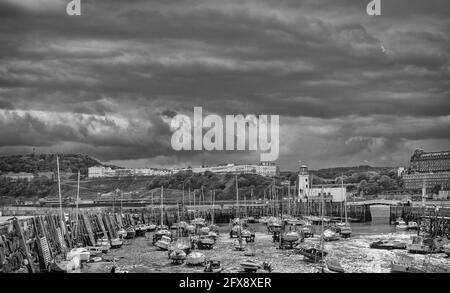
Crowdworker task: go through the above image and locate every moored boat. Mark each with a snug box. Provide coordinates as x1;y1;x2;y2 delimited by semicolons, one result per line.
297;246;328;262
169;249;187;264
407;221;419;230
96;236;111;253
186;252;206;266
204;259;223;273
396;220;408;231
110;237;123;249
155;235;171;251
125;227;136;239
390;254;425;273
323;229;340;242
282;231;300;242
67;248;90;262
240;259;261;272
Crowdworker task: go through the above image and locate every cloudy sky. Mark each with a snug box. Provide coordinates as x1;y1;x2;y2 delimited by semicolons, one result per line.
0;0;449;170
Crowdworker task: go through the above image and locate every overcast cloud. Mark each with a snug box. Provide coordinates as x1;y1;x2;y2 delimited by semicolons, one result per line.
0;0;449;170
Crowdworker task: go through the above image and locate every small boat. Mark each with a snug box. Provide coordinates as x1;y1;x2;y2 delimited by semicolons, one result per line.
338;224;352;238
407;222;419;230
197;236;214;249
323;229;340;242
282;231;300;242
207;231;219;242
204;259;223;273
86;246;103;257
300;225;314;238
96;237;111;253
240;259;261;272
135;224;147;237
125;227;136;239
297;246;328;262
169;249;187;264
186;252;206;266
199;226;210;235
390;254;425;273
374;240;407;250
155;229;172;238
326;259;345;273
443;243;450;256
155;235;171;251
185;224;195;234
267;222;282;233
407;236;432;254
396;220;408;230
67;248;90;262
146;223;157;232
117;228;128;239
110;238;123;249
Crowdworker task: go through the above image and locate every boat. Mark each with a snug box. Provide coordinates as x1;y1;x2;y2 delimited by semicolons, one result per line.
197;236;214;249
199;226;210;235
267;222;282;233
370;240;406;250
186;252;206;266
185;224;195;234
326;259;345;273
124;227;136;239
396;220;408;230
240;259;261;272
169;249;187;264
155;229;172;238
443;243;450;256
204;259;223;273
297;246;328;262
67;248;90;262
300;225;314;238
117;228;128;239
323;229;340;241
96;236;111;253
390;254;425;273
281;231;300;242
407;221;419;230
110;237;123;249
155;235;171;251
135;224;147;237
168;238;191;255
146;223;157;232
407;236;432;254
86;246;103;257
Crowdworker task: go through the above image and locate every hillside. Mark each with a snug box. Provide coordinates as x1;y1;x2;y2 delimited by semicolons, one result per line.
0;153;117;175
311;165;394;179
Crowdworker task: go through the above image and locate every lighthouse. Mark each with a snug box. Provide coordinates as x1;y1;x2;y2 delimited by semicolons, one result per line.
297;161;310;200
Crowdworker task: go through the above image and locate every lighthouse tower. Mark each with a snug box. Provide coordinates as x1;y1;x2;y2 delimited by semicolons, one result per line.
297;161;310;200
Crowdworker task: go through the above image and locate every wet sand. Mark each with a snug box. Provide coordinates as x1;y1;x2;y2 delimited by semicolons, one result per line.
81;225;450;273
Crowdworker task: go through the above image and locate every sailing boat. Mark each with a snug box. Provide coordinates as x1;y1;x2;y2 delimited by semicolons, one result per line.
336;175;352;238
109;190;123;249
155;187;172;250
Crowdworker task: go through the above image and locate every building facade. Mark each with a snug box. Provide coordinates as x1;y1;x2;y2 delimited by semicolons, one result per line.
403;149;450;191
0;172;35;182
410;148;450;173
88;166;172;178
188;162;279;177
402;171;450;190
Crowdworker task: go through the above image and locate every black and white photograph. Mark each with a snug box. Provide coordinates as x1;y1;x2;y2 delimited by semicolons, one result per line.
0;0;450;278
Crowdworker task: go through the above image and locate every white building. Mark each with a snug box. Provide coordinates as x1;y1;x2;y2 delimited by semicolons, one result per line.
88;166;114;178
297;162;346;202
189;162;278;177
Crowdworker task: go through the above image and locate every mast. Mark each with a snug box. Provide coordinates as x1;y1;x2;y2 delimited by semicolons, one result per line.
75;170;80;240
150;191;153;222
160;186;164;226
182;184;185;221
212;190;215;225
56;156;64;223
343;174;348;224
188;186;191;221
320;185;325;270
235;175;239;218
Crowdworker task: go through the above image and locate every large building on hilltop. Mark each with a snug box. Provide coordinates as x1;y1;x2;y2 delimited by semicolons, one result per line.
403;149;450;191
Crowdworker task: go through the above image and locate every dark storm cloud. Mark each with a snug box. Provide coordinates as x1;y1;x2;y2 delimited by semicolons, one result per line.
0;0;449;169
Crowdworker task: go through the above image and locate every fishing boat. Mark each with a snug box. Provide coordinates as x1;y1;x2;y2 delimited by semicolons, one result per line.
168;238;191;255
124;227;136;239
155;235;171;251
110;237;123;249
300;225;314;238
407;221;419;230
67;248;90;262
396;220;408;230
204;259;223;273
240;259;261;272
186;252;206;266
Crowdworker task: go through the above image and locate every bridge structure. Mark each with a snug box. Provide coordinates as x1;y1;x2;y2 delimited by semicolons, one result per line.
346;199;402;206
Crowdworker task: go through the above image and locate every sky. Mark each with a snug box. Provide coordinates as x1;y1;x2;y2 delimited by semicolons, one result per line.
0;0;449;171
